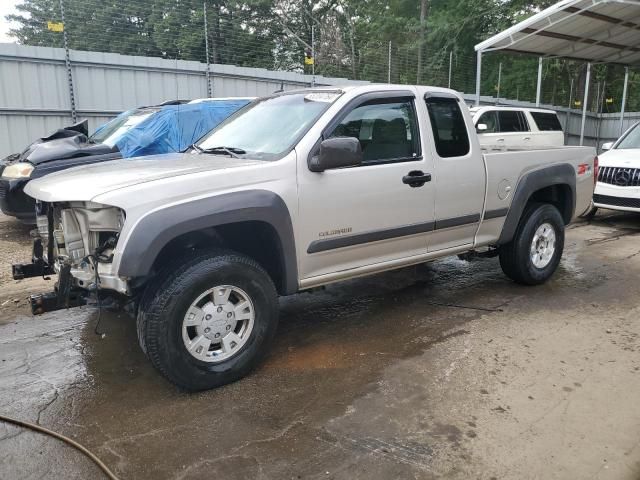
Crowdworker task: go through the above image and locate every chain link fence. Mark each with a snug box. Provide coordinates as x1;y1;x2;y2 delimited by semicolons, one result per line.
3;0;640;146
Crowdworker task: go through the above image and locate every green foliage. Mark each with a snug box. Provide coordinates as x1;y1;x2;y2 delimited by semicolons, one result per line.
6;0;630;110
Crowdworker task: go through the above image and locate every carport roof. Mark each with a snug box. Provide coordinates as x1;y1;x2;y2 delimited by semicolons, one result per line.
475;0;640;65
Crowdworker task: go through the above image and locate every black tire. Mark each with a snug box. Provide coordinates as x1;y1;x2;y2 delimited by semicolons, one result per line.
499;203;565;286
137;249;278;391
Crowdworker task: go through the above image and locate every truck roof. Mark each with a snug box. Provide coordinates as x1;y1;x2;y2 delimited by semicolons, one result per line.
469;105;558;115
274;83;462;98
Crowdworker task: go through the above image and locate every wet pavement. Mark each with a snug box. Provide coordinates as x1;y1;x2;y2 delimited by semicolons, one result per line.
0;211;639;479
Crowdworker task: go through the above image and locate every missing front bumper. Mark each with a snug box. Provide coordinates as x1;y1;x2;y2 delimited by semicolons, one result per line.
28;264;88;315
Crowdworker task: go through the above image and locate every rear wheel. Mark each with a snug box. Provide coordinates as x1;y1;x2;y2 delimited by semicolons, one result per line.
137;249;279;391
499;203;565;285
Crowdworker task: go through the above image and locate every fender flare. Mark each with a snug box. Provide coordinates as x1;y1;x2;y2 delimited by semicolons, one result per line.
117;190;299;295
498;163;576;245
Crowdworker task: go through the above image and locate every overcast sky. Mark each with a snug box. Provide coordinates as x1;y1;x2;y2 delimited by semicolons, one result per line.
0;0;19;43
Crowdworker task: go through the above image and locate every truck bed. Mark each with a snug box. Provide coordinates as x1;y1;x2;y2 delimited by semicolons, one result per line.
480;145;596;237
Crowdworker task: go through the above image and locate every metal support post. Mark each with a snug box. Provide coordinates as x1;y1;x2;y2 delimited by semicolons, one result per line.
203;2;212;97
475;51;482;106
536;56;543;107
388;41;392;83
496;62;502;104
580;63;591;146
448;51;453;89
59;0;76;123
311;25;315;87
620;66;629;136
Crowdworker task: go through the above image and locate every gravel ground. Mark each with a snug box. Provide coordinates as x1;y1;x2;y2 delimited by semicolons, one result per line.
0;213;49;322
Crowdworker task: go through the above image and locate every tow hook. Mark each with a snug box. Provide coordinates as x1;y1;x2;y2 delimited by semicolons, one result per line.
29;264;87;315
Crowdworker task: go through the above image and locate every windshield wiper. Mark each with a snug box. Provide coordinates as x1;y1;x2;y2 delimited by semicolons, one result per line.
191;145;246;158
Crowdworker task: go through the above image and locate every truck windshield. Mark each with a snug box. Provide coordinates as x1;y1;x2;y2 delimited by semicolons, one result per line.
616;123;640;149
196;91;342;160
90;108;157;147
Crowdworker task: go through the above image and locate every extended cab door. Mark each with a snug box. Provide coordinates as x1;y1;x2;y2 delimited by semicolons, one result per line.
423;94;486;252
297;91;435;282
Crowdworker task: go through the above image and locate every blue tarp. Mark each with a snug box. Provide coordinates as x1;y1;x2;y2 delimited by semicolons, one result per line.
110;100;251;158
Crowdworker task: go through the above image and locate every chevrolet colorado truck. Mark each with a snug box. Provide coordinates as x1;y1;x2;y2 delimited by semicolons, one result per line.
13;85;597;391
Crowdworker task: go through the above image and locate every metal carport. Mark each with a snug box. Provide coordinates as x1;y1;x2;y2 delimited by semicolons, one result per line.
475;0;640;144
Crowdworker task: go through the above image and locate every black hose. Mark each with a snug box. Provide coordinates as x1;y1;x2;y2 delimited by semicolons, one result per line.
0;414;120;480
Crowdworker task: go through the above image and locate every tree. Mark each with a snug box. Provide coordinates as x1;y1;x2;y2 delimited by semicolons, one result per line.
6;0;630;111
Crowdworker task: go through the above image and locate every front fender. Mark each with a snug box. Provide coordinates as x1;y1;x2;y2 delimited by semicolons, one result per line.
117;189;298;295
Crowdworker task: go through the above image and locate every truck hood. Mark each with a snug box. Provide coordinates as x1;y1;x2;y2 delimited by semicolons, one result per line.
21;136;115;165
599;149;640;168
25;153;265;203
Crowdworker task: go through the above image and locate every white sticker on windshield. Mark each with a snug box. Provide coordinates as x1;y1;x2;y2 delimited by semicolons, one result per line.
304;92;341;103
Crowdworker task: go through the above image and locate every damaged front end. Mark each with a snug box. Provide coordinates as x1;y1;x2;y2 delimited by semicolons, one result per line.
13;201;127;315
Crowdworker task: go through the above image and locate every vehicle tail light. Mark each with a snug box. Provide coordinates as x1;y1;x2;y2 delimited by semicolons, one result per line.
594;156;599;186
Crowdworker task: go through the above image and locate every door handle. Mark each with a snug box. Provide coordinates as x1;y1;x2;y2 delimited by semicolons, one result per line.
497;138;505;142
402;170;432;188
523;137;531;141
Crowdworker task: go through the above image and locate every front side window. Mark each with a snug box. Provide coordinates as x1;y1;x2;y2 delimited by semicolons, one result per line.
328;98;420;163
615;123;640;149
425;97;470;158
531;112;562;131
198;91;341;160
477;111;498;133
498;111;528;132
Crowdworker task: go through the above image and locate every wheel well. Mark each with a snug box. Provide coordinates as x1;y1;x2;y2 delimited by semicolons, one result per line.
528;184;573;224
148;222;287;294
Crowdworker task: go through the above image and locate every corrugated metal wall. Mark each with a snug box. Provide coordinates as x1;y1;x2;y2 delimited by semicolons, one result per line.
1;42;636;158
0;43;366;158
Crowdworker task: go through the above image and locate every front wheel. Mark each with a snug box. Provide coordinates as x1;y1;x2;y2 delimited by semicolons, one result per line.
138;249;279;391
499;203;565;285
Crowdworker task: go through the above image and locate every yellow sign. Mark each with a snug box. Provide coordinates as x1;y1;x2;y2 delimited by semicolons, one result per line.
304;56;314;65
606;97;614;104
574;100;582;107
47;21;64;32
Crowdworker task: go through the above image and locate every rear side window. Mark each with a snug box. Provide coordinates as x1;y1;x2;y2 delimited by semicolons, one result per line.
425;97;470;158
530;112;563;131
498;111;529;132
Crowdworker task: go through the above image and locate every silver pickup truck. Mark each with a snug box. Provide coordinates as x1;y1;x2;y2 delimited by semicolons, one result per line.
13;85;597;391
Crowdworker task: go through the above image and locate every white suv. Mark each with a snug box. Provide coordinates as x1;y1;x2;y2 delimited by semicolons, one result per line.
470;106;565;148
593;122;640;213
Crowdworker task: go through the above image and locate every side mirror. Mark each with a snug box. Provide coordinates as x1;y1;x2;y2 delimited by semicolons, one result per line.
309;137;363;173
601;142;614;151
476;123;488;133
